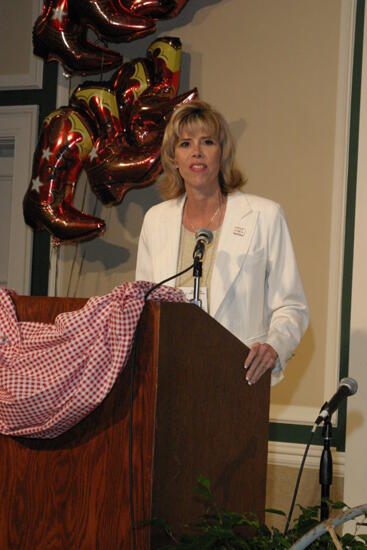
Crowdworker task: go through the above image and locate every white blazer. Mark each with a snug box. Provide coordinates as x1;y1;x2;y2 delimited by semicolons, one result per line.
136;191;309;383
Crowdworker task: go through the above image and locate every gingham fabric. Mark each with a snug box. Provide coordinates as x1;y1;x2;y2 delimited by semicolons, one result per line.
0;282;185;439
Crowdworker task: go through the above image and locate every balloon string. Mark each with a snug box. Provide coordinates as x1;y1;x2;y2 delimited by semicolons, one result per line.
73;202;110;298
94;37;109;81
54;244;60;297
91;195;98;217
80;177;88;212
67;178;87;297
71;187;101;297
73;248;86;298
50;238;61;297
66;243;79;298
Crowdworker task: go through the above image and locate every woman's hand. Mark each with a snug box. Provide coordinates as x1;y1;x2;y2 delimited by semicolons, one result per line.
244;343;278;385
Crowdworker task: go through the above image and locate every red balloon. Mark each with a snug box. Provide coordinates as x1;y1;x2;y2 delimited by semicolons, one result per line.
24;36;197;242
85;88;197;205
112;58;153;145
23;108;106;243
33;0;123;75
146;36;182;96
118;0;176;18
67;0;156;43
70;82;124;141
164;0;189;18
33;0;192;75
119;0;189;19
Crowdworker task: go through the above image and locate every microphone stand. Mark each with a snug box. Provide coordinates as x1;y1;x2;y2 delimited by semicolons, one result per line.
190;256;202;308
319;418;333;521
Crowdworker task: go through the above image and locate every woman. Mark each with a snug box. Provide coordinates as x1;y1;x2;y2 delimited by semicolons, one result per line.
136;99;309;385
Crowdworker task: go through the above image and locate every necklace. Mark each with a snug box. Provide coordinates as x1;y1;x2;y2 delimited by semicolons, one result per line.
184;194;223;232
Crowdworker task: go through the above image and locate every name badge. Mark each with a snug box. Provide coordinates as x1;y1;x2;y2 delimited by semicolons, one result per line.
233;225;246;237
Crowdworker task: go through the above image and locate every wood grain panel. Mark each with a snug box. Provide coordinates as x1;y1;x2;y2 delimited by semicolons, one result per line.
1;297;270;549
150;302;270;547
1;295;158;549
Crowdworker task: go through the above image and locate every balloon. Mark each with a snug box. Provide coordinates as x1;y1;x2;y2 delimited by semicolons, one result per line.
67;0;156;43
113;36;182;145
23;108;106;243
85;89;197;205
33;0;193;75
146;36;182;96
84;36;196;205
118;0;176;18
33;0;123;76
163;0;190;18
119;0;189;19
33;0;192;75
24;37;197;242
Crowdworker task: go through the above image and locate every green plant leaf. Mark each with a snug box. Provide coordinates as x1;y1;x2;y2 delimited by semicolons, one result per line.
197;474;211;490
153;477;366;549
329;500;349;510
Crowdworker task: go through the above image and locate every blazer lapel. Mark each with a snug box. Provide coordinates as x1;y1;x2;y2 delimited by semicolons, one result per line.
210;192;259;316
155;195;186;286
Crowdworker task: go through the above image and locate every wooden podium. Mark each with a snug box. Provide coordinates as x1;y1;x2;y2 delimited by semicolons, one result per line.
0;296;271;549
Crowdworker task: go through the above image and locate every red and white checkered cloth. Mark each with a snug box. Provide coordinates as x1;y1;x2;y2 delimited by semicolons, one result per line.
0;282;185;439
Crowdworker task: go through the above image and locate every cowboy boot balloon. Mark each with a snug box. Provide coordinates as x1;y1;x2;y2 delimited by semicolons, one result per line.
24;36;197;239
119;0;175;18
85;37;197;205
74;36;184;205
123;37;183;151
163;0;190;18
146;36;182;97
70;82;124;143
83;36;176;203
113;36;181;147
33;0;122;75
67;0;155;43
112;57;153;145
119;0;189;19
85;37;197;204
85;88;197;205
23;108;105;242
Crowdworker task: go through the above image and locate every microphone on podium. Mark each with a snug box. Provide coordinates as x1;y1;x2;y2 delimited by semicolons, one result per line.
190;228;213;308
193;228;213;260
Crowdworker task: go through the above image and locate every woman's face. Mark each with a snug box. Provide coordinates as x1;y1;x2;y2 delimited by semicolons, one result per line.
174;123;221;195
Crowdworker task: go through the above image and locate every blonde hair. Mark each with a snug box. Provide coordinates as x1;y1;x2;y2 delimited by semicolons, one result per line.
158;99;246;199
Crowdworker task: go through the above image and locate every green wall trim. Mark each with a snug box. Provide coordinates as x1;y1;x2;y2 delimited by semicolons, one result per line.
334;0;364;453
269;410;346;451
30;62;59;295
28;62;59;295
339;1;365;380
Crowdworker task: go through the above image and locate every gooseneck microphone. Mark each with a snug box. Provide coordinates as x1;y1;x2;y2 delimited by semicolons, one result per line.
193;228;213;260
315;377;358;425
190;228;213;308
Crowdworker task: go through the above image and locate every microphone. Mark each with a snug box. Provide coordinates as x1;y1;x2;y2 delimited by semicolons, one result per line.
193;228;213;260
315;377;358;425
